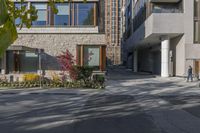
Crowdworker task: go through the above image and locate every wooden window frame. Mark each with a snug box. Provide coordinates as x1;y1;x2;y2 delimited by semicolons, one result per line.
76;45;106;71
72;2;97;26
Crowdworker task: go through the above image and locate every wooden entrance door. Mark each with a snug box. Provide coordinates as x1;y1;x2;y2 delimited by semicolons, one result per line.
195;61;200;78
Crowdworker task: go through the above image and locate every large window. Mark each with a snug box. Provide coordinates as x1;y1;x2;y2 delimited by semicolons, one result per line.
54;3;70;26
77;45;106;71
84;46;100;67
32;3;48;26
74;3;95;26
29;2;97;27
194;0;200;43
6;51;38;73
14;3;28;26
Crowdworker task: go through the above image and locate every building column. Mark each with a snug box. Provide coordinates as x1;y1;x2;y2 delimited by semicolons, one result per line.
161;37;170;77
1;53;6;74
133;50;138;72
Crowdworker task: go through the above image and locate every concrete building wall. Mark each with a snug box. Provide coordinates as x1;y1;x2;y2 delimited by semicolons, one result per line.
184;0;200;75
126;13;184;50
171;36;185;76
184;0;194;44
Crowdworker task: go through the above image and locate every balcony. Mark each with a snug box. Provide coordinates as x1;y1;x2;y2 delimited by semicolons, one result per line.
148;13;184;35
126;13;184;50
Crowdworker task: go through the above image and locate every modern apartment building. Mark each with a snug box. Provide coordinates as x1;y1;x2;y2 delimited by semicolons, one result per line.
120;0;127;65
123;0;200;77
105;0;122;65
0;0;106;78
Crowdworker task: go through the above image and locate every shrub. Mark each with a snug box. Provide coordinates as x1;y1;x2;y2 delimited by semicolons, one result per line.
23;74;40;81
57;49;77;80
92;74;105;89
51;72;61;83
93;74;105;84
74;65;94;83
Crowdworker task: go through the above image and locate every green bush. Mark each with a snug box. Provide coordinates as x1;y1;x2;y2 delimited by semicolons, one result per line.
93;75;105;84
0;72;105;89
73;65;93;83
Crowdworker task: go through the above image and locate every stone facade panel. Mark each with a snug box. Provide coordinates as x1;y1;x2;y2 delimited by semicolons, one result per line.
13;34;105;56
12;33;105;73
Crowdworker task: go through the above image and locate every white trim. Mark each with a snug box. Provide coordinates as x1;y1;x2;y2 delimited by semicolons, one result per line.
17;27;99;34
13;0;99;2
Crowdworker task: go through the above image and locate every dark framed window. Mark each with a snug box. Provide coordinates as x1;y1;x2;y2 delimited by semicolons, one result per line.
77;45;106;71
6;51;39;73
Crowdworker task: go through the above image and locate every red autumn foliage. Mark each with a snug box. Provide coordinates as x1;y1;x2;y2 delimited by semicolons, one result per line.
57;49;78;80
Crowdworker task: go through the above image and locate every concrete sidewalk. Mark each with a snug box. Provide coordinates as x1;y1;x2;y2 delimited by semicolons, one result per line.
106;67;200;96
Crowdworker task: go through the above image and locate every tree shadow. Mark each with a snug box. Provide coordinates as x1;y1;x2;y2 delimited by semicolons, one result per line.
0;93;167;133
0;67;200;133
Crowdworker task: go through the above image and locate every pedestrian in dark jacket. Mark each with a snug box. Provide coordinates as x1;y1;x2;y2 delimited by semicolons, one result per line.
187;66;193;82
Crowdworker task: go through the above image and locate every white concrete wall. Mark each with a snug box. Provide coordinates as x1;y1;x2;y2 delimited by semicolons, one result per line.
152;14;184;34
171;36;185;76
184;0;200;75
126;13;184;50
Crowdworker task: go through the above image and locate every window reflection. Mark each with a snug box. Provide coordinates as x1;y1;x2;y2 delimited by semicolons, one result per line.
84;46;100;67
77;45;106;71
7;51;38;73
26;2;96;27
54;3;69;26
74;3;95;25
32;3;48;26
14;3;28;26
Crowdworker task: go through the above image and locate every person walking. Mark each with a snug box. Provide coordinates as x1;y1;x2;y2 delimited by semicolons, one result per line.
187;66;193;82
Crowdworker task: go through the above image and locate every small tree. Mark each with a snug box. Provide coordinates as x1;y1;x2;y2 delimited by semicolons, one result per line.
75;66;93;85
57;49;78;80
57;49;94;85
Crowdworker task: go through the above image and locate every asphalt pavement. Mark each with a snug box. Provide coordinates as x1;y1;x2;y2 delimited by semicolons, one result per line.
0;67;200;133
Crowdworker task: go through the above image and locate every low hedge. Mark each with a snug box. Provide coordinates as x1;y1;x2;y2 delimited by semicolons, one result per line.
0;79;105;89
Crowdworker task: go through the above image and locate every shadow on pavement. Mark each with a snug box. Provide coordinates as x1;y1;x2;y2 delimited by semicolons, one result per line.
0;94;164;133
